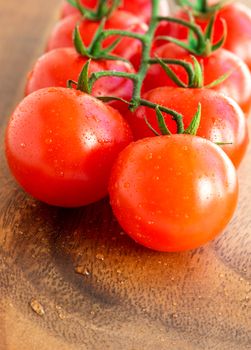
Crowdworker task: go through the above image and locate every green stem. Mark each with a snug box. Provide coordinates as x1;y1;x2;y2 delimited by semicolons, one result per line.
77;0;188;134
140;99;185;134
88;71;137;91
197;0;208;12
131;0;159;109
148;58;195;87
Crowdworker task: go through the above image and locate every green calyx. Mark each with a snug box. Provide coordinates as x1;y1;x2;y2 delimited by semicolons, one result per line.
150;56;232;89
67;0;121;21
73;20;129;62
144;103;202;136
157;13;227;57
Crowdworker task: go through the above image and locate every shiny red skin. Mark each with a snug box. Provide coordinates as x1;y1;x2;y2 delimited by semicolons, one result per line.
60;0;169;23
155;3;251;70
5;88;133;207
144;43;251;116
46;11;148;64
126;87;249;168
25;47;134;115
109;135;238;252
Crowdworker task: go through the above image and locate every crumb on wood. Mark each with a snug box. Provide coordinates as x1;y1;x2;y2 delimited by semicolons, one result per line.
30;299;45;316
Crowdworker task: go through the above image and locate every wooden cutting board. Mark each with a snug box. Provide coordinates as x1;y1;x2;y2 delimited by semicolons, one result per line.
0;1;250;349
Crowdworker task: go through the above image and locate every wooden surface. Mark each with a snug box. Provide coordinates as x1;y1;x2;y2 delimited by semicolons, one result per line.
0;1;251;349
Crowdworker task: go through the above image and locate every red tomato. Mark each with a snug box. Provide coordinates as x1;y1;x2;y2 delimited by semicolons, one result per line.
5;88;132;207
126;87;249;167
109;134;238;252
155;3;251;70
144;43;251;115
25;47;134;115
46;11;148;64
60;0;169;23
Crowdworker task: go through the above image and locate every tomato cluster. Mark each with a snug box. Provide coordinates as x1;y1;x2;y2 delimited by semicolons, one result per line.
5;0;251;252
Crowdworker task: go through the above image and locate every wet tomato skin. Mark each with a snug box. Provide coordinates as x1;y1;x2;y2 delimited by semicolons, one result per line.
109;135;238;252
155;3;251;70
25;47;134;115
144;44;251;116
46;11;148;64
126;87;249;168
5;88;133;208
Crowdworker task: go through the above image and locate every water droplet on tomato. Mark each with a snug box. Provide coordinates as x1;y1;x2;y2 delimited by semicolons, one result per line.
145;152;153;160
20;143;26;148
134;215;142;221
45;138;53;144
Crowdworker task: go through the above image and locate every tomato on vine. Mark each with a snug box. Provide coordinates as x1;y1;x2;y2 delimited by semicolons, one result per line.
156;2;251;71
5;88;132;207
25;47;134;115
46;10;148;64
109;135;238;252
145;36;251;115
126;86;249;168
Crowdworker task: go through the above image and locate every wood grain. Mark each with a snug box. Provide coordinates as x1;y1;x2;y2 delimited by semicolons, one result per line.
0;1;251;349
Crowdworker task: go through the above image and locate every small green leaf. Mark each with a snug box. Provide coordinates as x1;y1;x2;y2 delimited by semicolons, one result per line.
88;18;107;54
191;56;203;88
73;26;89;56
212;19;227;52
156;106;172;136
98;96;131;105
184;103;201;135
204;69;233;89
77;59;91;93
75;0;98;18
204;14;215;42
187;11;199;51
99;37;122;56
156;57;188;88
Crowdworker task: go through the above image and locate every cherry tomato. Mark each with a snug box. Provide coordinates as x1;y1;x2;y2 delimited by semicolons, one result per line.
46;11;148;64
126;87;249;167
109;134;238;252
5;88;132;207
60;0;169;23
155;3;251;70
25;47;134;115
144;43;251;115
